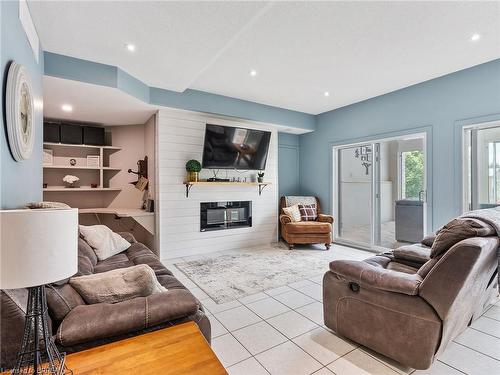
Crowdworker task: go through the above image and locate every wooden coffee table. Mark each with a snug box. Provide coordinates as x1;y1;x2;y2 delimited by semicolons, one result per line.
63;322;226;374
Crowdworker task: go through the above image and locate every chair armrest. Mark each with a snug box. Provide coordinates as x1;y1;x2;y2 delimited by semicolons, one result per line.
329;260;422;295
317;214;334;224
56;289;199;347
280;214;292;225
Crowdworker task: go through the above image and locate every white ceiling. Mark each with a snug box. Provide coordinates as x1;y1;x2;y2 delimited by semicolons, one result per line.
30;1;500;115
43;76;156;125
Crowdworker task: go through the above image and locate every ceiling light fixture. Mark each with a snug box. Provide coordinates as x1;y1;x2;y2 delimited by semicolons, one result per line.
125;43;136;52
470;33;481;42
250;69;257;77
324;91;330;97
34;99;43;110
61;104;73;112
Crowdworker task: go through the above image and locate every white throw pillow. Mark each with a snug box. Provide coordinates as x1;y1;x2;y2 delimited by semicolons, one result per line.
79;225;131;261
283;204;302;222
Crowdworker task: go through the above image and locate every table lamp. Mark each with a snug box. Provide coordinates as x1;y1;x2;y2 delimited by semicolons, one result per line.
0;208;78;375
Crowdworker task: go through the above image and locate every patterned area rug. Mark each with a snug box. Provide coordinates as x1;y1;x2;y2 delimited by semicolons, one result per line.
174;243;337;303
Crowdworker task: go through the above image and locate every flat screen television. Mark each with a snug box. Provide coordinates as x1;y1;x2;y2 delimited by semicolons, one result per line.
202;124;271;170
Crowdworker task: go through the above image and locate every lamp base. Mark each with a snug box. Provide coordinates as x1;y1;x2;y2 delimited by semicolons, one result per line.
13;286;70;375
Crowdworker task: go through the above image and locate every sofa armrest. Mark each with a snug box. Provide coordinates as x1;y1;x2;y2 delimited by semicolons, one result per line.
56;289;199;347
317;214;334;224
280;214;292;225
329;260;422;295
393;244;431;265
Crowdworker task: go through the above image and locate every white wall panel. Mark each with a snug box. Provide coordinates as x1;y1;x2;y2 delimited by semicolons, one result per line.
157;109;279;260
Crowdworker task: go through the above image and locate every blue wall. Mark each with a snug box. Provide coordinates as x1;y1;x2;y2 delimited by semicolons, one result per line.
278;133;300;198
1;0;44;209
44;52;316;132
300;59;500;230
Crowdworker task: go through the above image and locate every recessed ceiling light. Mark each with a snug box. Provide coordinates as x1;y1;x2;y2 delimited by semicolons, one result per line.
470;33;481;42
61;104;73;112
250;69;257;77
324;91;330;97
125;43;136;52
34;99;43;110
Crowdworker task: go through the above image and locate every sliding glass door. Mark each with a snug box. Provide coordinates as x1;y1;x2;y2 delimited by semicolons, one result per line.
335;144;374;246
333;134;427;250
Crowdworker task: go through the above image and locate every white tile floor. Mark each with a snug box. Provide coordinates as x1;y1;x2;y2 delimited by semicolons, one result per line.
166;244;500;375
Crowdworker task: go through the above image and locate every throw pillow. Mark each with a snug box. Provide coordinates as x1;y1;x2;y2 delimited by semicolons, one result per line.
70;264;167;304
421;234;436;247
26;201;70;209
298;204;318;221
79;225;131;261
283;204;302;222
430;218;489;258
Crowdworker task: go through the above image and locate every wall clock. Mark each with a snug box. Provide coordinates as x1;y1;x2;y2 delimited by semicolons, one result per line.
5;62;35;161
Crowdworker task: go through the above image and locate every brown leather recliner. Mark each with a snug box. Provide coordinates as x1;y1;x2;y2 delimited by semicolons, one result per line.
0;232;210;369
323;221;499;370
280;196;334;250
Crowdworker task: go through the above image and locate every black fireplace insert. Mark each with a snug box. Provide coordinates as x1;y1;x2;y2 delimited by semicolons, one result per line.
200;201;252;232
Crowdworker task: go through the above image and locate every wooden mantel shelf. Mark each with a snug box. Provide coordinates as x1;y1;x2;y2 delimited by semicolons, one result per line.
183;181;271;197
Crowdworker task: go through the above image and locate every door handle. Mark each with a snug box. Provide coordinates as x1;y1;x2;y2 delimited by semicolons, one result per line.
419;190;426;202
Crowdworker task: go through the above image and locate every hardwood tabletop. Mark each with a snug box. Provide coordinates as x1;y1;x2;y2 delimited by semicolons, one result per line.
62;322;227;375
66;322;227;375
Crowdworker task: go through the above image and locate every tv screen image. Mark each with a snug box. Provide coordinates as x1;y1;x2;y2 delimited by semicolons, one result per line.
202;124;271;170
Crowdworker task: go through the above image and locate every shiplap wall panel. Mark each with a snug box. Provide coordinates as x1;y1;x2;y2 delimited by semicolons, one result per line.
157;110;279;260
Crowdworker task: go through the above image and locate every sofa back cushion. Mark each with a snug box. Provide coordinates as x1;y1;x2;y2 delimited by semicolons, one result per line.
46;284;86;323
77;237;97;276
430;218;494;258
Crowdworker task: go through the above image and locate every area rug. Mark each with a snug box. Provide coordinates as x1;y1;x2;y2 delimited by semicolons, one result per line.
174;243;336;303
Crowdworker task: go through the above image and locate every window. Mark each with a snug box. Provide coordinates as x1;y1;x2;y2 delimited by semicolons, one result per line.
400;150;424;200
462;123;500;211
487;141;500;204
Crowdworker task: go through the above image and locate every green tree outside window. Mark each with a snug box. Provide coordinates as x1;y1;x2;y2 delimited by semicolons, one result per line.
402;151;424;199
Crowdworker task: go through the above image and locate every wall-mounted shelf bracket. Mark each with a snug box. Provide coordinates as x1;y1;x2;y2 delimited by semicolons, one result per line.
258;183;269;195
185;183;194;198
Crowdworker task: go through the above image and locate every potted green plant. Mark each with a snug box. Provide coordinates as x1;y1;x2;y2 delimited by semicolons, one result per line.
257;171;265;183
185;160;202;182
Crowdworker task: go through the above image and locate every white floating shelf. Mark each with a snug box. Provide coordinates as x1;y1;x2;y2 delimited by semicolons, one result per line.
43;187;122;192
43;165;101;170
43;142;122;151
102;167;122;171
183;181;271;197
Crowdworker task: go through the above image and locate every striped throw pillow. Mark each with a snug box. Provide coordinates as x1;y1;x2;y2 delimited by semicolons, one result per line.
298;204;317;221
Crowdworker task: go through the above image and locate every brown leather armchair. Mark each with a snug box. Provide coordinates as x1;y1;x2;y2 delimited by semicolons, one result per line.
323;223;499;369
280;196;334;250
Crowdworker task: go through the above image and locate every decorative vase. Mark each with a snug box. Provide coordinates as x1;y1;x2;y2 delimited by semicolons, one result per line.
65;182;76;188
187;171;199;182
258;177;263;183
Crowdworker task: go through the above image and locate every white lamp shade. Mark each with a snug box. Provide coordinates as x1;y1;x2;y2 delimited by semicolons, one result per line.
0;208;78;289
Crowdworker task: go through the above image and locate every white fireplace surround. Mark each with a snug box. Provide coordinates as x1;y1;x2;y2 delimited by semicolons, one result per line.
157;109;279;261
